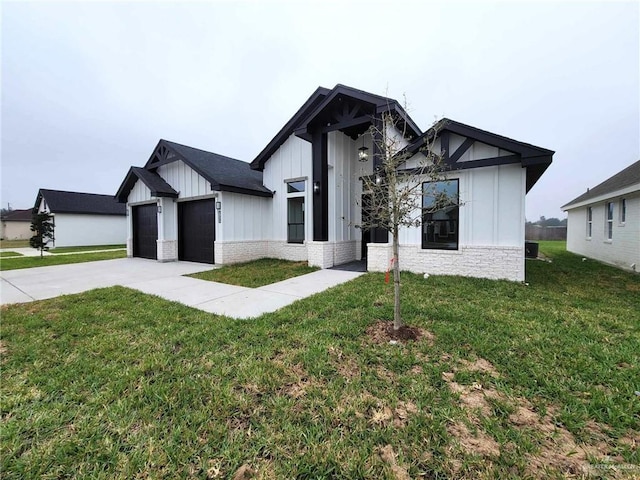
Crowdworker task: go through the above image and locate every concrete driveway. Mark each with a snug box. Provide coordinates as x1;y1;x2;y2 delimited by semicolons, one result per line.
1;258;363;318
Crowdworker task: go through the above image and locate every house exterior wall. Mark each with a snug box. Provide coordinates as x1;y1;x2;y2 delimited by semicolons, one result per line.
1;221;31;240
370;163;527;281
260;134;314;261
214;191;272;264
51;213;127;247
566;192;640;272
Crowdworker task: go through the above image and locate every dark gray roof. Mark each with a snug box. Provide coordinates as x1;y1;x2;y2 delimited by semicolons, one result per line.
36;189;126;215
156;140;272;197
115;167;178;203
1;208;32;222
563;159;640;209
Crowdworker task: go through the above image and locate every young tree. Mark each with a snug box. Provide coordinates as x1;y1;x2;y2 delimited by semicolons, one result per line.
30;211;55;258
359;111;458;331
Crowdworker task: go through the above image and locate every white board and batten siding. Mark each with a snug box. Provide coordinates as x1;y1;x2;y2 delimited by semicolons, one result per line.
396;163;526;247
158;161;211;199
262;134;313;243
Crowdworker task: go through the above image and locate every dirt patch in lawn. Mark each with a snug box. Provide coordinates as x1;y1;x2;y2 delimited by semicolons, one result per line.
442;355;631;478
365;320;434;345
377;444;410;480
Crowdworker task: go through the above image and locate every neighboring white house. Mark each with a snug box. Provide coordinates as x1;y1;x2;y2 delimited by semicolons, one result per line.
562;160;640;272
116;84;554;281
1;209;32;240
35;189;127;247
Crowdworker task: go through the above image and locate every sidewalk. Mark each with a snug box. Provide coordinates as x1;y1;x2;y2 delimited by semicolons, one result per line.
0;247;125;258
1;258;364;319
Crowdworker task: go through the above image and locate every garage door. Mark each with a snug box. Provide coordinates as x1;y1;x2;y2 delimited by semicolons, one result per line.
179;199;215;264
133;204;158;260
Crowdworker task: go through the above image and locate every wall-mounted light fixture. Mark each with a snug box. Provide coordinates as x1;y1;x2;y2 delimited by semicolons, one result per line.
313;181;320;193
216;201;222;223
157;205;162;214
358;136;369;162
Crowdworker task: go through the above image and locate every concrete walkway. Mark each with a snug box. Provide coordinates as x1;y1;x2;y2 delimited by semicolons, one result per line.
1;258;363;319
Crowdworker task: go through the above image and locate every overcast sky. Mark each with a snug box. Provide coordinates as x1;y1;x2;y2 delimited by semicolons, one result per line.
2;1;638;221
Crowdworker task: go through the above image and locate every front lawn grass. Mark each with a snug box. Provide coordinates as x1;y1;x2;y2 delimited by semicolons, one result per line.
1;243;638;479
49;244;126;254
0;251;22;258
0;250;126;271
188;257;320;288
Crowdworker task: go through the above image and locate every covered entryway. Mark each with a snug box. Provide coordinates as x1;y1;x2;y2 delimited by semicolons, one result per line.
132;204;158;260
179;199;215;264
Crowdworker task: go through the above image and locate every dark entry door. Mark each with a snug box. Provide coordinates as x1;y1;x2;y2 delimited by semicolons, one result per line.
179;199;215;264
133;204;158;260
361;194;372;259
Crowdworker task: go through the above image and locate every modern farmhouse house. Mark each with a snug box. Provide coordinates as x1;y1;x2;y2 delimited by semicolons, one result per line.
35;189;127;247
562;160;639;272
116;84;554;281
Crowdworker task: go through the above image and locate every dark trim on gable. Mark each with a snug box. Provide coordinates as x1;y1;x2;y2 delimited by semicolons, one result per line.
115;167;179;203
251;87;331;171
448;138;475;163
404;118;554;192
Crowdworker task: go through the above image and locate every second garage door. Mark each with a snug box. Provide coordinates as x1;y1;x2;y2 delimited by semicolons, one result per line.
133;204;158;260
179;199;215;264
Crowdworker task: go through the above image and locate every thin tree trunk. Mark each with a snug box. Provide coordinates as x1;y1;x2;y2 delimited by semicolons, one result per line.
392;226;402;330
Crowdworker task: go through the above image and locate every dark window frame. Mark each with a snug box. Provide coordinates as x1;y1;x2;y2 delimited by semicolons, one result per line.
286;180;305;244
587;207;593;238
422;179;459;251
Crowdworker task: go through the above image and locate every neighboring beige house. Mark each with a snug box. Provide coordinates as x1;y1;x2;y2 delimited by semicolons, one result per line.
562;160;640;272
0;209;32;240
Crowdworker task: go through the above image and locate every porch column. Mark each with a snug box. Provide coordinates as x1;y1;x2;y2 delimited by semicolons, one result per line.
312;131;328;241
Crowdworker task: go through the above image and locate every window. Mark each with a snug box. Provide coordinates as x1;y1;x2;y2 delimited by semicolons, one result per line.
620;198;626;224
422;180;459;250
606;202;613;240
286;180;305;243
587;207;592;238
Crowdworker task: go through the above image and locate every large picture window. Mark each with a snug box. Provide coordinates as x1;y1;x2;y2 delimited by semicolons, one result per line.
422;180;459;250
286;180;305;244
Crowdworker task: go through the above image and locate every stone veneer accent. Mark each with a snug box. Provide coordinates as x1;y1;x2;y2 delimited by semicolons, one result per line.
307;241;335;268
157;240;177;262
367;243;524;282
215;240;357;268
215;241;307;265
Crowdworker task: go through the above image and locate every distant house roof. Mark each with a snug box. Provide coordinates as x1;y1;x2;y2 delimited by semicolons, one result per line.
1;208;32;222
562;159;640;210
404;119;555;193
250;84;422;171
35;189;126;216
115;167;178;203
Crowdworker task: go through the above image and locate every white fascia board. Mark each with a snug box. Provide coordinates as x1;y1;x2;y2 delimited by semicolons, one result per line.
562;183;640;211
